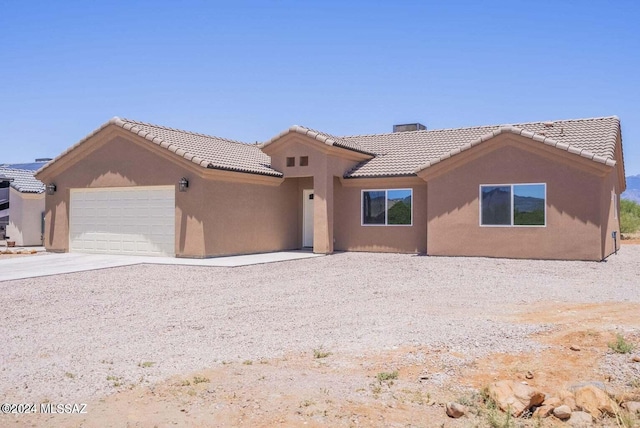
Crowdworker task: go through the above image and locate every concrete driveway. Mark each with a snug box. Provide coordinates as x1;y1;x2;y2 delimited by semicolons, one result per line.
0;251;324;282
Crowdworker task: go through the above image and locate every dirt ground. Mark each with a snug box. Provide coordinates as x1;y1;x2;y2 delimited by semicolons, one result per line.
6;303;638;427
2;247;639;427
622;232;640;245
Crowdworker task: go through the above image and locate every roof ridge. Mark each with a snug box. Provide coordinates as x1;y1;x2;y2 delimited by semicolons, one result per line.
293;124;344;141
119;118;253;147
511;115;619;127
340;124;498;139
339;116;619;139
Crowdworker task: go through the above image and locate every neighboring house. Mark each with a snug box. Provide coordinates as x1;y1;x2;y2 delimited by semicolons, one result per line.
0;165;46;246
35;116;625;261
0;173;12;240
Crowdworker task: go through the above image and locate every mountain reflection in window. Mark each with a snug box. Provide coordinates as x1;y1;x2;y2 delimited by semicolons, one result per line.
387;189;412;225
513;184;545;225
481;186;511;225
481;184;546;226
363;191;385;224
363;189;412;225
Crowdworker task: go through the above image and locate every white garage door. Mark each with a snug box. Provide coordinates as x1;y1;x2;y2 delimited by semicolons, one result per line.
70;186;175;256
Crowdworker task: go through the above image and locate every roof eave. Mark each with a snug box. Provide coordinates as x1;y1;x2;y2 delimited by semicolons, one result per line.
261;125;376;157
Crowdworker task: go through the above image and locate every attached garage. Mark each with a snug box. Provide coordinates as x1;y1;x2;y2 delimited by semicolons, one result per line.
69;186;175;256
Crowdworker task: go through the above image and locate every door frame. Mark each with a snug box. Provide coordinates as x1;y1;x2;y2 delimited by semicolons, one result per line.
302;189;314;248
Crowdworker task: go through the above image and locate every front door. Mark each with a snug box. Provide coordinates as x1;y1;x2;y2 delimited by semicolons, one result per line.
302;189;314;248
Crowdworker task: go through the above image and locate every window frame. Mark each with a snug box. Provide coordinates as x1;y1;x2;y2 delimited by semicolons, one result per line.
479;183;547;228
361;188;413;227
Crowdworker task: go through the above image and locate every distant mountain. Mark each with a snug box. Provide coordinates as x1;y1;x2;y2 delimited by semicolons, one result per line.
514;195;544;213
622;175;640;203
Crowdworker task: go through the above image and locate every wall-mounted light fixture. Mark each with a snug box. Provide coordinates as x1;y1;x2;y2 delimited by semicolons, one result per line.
46;183;57;195
178;177;189;192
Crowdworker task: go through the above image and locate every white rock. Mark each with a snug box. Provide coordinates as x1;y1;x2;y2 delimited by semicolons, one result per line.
445;402;466;418
553;404;572;420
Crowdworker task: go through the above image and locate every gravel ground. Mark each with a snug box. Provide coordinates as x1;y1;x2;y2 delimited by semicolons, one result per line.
1;247;639;403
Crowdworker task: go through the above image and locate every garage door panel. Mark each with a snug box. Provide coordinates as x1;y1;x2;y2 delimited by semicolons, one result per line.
70;186;175;257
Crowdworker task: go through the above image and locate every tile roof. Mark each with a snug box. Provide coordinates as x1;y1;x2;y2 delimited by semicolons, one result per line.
37;115;621;181
341;116;620;178
262;125;375;156
38;117;282;177
0;167;45;193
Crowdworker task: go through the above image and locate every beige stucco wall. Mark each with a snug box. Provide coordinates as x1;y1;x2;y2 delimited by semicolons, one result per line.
7;188;44;246
600;165;622;259
425;139;606;261
41;131;299;257
264;134;367;254
40;124;622;261
334;178;428;253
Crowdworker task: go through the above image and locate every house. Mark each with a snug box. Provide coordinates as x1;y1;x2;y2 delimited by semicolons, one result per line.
0;165;46;246
35;116;625;261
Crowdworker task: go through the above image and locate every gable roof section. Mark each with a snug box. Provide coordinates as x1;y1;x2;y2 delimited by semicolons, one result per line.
36;115;621;181
0;167;45;193
38;117;282;178
262;125;376;156
342;116;620;178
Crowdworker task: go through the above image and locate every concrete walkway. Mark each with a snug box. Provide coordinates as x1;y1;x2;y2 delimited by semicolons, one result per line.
0;251;324;282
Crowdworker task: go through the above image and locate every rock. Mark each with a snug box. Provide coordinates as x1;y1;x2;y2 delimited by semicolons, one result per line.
569;381;607;392
553;404;572;420
567;411;593;427
487;380;545;417
622;401;640;414
445;402;466;418
632;355;640;363
574;385;615;418
525;371;534;379
570;344;581;351
532;404;554;418
558;389;577;410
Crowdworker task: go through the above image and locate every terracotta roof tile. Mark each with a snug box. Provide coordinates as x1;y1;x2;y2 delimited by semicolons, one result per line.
38;117;282;177
342;116;620;177
113;118;282;176
261;125;375;155
38;116;621;181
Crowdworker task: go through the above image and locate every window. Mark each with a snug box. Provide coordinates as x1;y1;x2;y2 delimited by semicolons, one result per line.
300;156;309;166
480;184;546;226
286;157;295;167
362;189;412;226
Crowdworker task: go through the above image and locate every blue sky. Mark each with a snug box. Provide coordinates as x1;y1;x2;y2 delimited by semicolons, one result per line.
1;0;639;175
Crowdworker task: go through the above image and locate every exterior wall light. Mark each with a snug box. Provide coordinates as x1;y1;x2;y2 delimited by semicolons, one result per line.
178;177;189;192
46;183;57;195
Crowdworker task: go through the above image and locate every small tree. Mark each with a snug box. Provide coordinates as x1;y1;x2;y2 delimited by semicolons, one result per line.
620;199;640;234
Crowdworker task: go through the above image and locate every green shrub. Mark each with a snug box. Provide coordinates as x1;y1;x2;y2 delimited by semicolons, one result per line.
608;333;635;354
621;199;640;234
376;371;398;382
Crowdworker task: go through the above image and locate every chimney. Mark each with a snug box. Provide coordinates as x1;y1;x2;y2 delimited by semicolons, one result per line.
393;123;426;133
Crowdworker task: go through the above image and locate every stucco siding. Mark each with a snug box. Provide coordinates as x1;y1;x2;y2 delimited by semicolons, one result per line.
426;144;604;260
600;165;621;259
43;135;298;257
334;180;428;253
